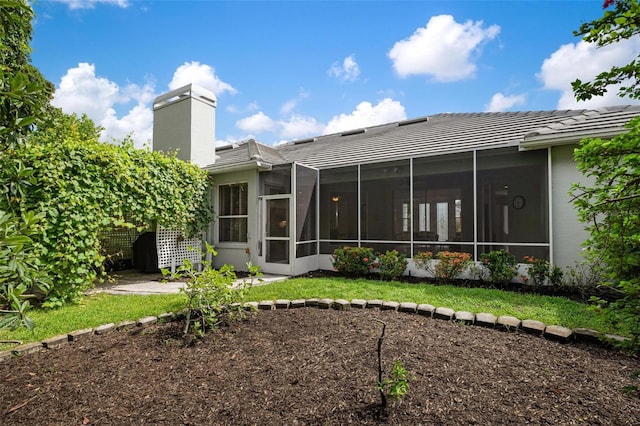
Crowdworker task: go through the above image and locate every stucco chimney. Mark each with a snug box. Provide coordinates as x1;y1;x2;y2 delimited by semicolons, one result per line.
152;84;216;167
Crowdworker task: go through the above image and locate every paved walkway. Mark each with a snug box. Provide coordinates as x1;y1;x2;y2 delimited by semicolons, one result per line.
89;269;289;295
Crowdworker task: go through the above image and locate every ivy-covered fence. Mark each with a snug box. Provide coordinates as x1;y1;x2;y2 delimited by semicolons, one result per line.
2;115;213;307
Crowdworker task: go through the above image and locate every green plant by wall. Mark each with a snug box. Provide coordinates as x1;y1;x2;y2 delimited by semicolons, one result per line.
522;256;564;286
434;251;471;281
331;246;376;277
480;249;518;284
412;251;433;275
377;250;408;281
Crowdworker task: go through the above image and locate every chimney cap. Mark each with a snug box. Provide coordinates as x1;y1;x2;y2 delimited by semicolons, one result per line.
153;83;217;110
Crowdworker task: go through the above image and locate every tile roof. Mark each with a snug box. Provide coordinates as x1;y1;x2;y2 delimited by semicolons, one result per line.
209;106;640;171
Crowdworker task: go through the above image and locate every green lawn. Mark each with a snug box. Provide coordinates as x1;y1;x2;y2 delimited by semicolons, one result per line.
245;277;618;334
0;293;186;350
0;277;623;349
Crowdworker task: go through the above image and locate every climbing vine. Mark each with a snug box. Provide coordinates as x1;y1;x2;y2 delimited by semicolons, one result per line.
1;113;213;307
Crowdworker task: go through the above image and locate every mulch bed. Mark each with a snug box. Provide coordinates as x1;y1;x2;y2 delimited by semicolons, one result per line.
1;308;639;425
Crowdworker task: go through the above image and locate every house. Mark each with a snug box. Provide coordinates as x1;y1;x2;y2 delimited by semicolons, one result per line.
152;84;640;276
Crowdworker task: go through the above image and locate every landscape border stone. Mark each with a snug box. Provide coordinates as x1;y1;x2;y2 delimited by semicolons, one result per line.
137;316;158;327
454;311;475;325
275;299;291;309
399;302;417;313
381;301;400;311
475;313;497;328
291;299;306;308
350;299;367;309
497;316;521;332
434;307;454;320
334;299;351;310
42;334;70;350
417;304;435;317
0;300;632;364
521;319;547;336
317;298;334;309
68;328;93;342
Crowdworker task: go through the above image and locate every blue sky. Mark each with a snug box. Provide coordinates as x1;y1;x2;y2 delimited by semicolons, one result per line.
31;0;640;148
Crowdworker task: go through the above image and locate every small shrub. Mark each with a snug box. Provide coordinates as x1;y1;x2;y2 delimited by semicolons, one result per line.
378;360;410;401
522;256;564;286
377;250;408;281
412;251;433;275
480;249;518;284
434;251;471;281
164;243;261;337
331;246;376;277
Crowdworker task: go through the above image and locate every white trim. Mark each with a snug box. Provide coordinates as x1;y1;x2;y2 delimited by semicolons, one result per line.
547;147;554;265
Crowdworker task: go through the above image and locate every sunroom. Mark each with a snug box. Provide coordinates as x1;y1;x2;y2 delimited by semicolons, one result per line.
151;84;640;277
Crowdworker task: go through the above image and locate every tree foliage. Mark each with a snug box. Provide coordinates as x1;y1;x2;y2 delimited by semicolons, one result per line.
570;118;640;350
0;0;54;147
0;1;55;326
572;0;640;101
570;0;640;352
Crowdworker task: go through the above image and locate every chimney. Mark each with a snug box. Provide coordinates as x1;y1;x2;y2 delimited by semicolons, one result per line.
152;84;216;167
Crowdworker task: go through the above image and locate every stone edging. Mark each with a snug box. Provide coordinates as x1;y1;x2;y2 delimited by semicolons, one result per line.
0;300;629;363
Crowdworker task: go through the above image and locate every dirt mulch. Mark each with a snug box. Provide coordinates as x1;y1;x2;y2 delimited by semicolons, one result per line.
1;308;639;425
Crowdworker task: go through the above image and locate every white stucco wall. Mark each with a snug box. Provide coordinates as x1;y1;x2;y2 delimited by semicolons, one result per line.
550;145;592;268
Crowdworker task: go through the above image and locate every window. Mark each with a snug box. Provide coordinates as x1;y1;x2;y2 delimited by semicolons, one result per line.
218;183;248;242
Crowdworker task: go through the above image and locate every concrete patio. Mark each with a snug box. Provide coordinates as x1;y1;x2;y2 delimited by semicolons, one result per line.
89;269;289;295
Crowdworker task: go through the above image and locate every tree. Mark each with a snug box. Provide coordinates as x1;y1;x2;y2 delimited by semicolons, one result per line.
570;120;640;350
572;0;640;101
571;0;640;352
0;1;54;328
0;0;55;148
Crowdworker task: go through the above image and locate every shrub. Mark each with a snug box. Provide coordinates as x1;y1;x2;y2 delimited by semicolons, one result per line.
522;256;564;286
412;251;433;275
377;250;408;281
164;243;261;337
434;251;471;281
480;249;518;284
331;246;376;277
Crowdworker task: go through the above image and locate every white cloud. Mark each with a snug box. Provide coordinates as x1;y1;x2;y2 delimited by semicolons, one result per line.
538;38;640;109
485;93;526;112
236;112;276;134
324;98;407;134
101;103;153;145
280;115;324;139
280;88;309;115
328;55;361;82
52;63;153;148
388;14;500;82
169;61;237;96
52;0;129;9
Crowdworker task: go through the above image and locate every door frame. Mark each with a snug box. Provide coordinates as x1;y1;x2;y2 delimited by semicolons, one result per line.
258;194;293;275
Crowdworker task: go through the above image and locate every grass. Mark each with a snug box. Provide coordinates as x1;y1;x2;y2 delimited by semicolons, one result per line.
0;293;186;349
0;276;625;349
245;277;620;335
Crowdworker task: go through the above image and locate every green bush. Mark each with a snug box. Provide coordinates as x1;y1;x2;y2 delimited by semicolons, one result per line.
331;246;376;277
412;251;433;275
377;250;408;281
522;256;564;286
480;249;518;284
164;243;260;337
434;251;471;281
